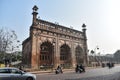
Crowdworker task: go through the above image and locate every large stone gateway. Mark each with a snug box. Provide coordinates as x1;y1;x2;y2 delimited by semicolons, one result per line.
22;5;88;69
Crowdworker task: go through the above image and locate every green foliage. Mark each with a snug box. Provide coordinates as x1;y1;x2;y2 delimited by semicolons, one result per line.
0;52;22;64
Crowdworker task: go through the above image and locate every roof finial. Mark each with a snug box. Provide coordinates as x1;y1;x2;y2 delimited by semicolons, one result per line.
82;23;86;29
32;5;38;12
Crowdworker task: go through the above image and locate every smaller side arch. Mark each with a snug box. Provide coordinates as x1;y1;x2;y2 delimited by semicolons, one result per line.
60;43;72;68
75;45;84;64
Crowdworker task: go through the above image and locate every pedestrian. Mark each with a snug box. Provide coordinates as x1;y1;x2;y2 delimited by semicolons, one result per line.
19;65;23;70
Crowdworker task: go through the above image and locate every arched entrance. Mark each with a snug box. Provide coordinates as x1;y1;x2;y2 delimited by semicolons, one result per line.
60;44;71;68
75;45;84;64
40;41;54;66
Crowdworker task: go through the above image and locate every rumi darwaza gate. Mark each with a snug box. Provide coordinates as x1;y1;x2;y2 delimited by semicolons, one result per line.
22;5;88;69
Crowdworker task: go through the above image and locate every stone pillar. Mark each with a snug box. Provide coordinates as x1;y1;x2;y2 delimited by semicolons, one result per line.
31;32;38;69
71;41;76;68
55;35;60;67
31;30;40;69
53;36;58;68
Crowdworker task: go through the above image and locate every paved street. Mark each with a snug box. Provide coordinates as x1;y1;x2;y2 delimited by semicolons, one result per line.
36;66;120;80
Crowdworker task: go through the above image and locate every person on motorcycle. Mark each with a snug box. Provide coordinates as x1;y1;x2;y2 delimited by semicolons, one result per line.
56;65;63;74
75;64;85;73
79;64;85;72
75;64;80;73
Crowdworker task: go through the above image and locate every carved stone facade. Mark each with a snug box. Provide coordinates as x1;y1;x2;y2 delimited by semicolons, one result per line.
22;5;88;69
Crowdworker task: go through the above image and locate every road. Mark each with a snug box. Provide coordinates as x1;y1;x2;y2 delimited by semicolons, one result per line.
36;66;120;80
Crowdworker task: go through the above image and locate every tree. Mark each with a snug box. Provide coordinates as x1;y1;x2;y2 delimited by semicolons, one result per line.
0;28;17;52
0;28;18;66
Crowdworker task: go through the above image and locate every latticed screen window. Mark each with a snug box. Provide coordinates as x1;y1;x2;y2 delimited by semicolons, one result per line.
40;42;52;61
41;46;49;52
60;55;66;60
40;46;49;60
60;47;68;60
40;54;51;61
75;46;83;64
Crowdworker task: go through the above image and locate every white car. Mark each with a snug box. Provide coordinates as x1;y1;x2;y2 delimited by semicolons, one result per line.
0;67;36;80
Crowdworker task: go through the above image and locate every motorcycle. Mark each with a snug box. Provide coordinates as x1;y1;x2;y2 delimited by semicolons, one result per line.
75;67;85;73
55;68;63;74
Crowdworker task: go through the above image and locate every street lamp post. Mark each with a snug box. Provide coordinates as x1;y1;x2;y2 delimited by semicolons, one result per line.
90;46;99;67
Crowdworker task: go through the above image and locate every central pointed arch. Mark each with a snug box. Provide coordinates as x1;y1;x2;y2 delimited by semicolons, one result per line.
40;41;53;66
60;44;71;68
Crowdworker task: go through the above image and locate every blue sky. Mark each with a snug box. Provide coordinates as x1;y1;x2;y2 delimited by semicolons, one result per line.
0;0;120;54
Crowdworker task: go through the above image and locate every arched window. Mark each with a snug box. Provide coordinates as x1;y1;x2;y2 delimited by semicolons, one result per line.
40;41;53;65
75;45;83;64
60;44;70;60
60;44;71;68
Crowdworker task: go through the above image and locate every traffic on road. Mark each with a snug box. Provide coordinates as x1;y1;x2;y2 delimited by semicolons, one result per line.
36;66;120;80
